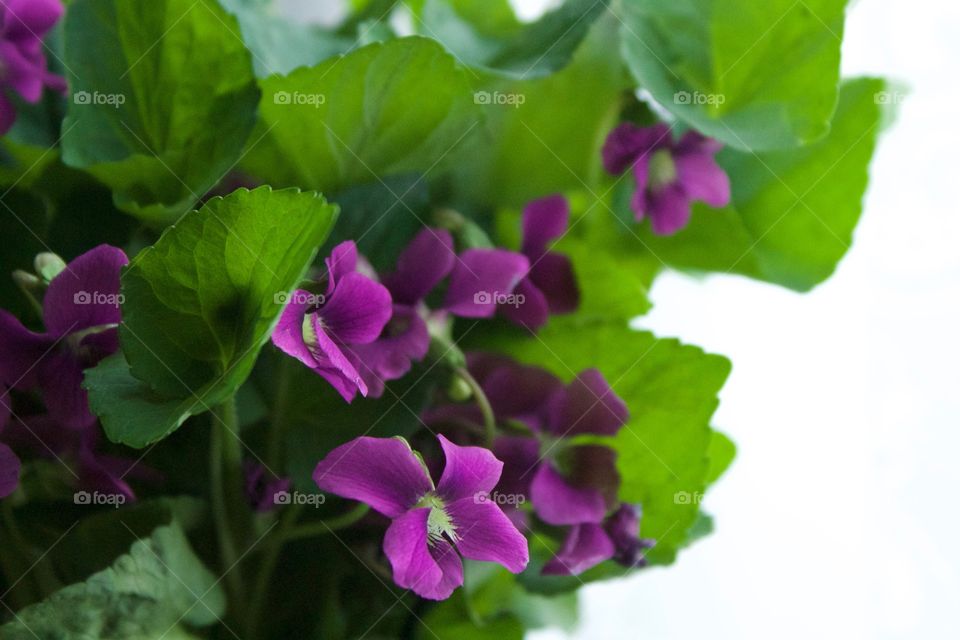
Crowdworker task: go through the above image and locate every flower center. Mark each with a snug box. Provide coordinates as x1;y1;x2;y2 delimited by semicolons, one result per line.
648;149;677;191
415;493;458;545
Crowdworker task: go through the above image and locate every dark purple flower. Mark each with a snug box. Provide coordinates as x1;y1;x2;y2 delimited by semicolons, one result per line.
0;413;152;501
313;435;529;600
0;245;128;428
0;0;66;133
602;123;731;235
472;359;628;526
271;241;392;402
500;195;580;330
542;504;654;576
0;442;19;498
243;460;292;513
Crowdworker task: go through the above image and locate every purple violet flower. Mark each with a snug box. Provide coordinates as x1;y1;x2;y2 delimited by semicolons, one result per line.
459;356;629;526
0;441;19;498
313;434;529;600
271;241;392;403
542;504;655;576
0;245;128;428
500;195;580;330
0;0;67;133
602;123;731;235
243;460;292;513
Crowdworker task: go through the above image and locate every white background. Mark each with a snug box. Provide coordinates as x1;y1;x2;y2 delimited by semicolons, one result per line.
525;0;960;638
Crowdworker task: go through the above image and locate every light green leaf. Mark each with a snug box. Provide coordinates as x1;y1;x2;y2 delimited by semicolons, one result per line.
242;37;480;193
85;187;338;446
618;0;846;150
0;522;225;639
451;12;627;207
630;78;887;291
413;0;603;78
705;429;736;486
61;0;260;224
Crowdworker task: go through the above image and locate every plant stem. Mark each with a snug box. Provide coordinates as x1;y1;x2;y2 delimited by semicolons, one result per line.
282;504;370;543
210;397;245;608
455;366;497;446
266;357;293;470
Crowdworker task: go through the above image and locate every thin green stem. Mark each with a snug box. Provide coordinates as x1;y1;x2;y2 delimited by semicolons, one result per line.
282;504;370;543
266;357;293;470
455;367;497;446
210;397;245;607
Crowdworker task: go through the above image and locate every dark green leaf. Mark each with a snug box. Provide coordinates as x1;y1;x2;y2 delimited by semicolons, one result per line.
61;0;260;224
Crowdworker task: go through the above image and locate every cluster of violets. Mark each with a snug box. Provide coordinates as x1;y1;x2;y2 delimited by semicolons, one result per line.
270;193;579;402
0;0;66;133
0;0;734;599
0;246;152;501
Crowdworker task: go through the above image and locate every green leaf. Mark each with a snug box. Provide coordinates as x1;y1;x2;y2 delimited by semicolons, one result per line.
618;0;846;150
0;522;225;639
629;78;887;291
451;12;627;207
220;0;352;77
61;0;260;224
479;319;730;564
705;429;736;486
413;0;603;78
85;187;338;446
242;37;480;193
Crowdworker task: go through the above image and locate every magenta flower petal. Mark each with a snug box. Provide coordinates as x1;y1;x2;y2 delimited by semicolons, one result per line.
319;272;392;345
37;350;93;428
1;0;64;42
0;310;50;389
531;463;607;525
435;434;503;502
605;504;654;567
43;244;127;337
648;184;693;235
675;129;724;155
675;151;731;208
447;497;529;573
345;305;430;398
0;442;20;499
601;122;670;174
383;228;456;305
492;435;540;499
521;195;569;256
324;241;358;292
629;155;651;221
384;508;464;600
269;294;317;369
480;360;562;430
529;252;579;314
497;277;549;330
443;249;529;318
542;523;615;576
545;369;628;438
313;436;433;518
